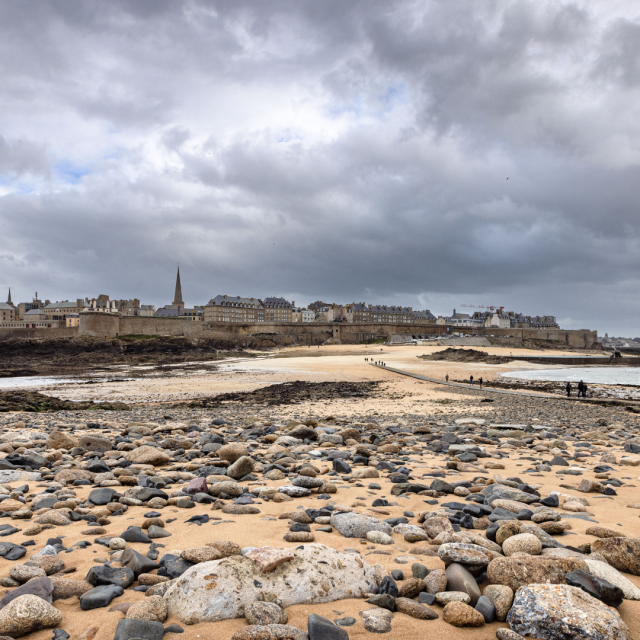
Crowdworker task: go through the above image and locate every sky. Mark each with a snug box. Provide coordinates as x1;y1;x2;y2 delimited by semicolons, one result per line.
1;1;640;336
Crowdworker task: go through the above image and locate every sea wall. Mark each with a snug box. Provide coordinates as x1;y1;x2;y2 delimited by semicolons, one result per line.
76;313;597;347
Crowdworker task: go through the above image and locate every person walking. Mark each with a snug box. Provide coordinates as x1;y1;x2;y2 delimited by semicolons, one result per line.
566;382;571;397
479;377;483;389
470;374;474;386
582;383;588;398
577;380;584;398
445;373;449;382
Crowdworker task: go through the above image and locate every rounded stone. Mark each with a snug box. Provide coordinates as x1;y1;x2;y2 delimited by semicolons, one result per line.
9;565;46;584
245;602;288;626
366;531;394;545
442;601;485;627
502;533;542;557
126;596;168;623
496;523;522;546
108;538;127;550
483;584;514;621
436;591;471;605
423;569;447;594
394;597;438;619
0;593;63;637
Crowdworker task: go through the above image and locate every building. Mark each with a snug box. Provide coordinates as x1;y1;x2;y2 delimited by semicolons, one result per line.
292;307;315;322
263;297;294;323
66;314;80;328
43;299;88;323
413;309;437;324
16;293;43;320
0;303;15;323
314;304;342;322
86;295;156;316
204;295;264;323
437;309;485;327
1;309;60;329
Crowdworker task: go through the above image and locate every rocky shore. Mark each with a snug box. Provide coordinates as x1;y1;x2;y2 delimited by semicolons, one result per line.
0;381;638;640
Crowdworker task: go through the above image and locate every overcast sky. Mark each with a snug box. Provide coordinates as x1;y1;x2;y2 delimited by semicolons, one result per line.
1;1;640;335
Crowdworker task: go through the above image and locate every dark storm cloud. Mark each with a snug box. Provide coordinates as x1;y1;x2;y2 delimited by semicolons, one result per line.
0;0;639;334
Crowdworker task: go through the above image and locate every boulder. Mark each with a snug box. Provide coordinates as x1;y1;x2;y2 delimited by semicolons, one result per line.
226;456;255;480
330;513;392;538
78;435;112;453
442;601;485;627
438;543;491;567
0;594;62;638
585;559;640;601
125;446;170;466
359;608;393;633
218;444;248;462
126;596;168;623
163;544;377;624
482;585;513;621
113;619;164;640
423;516;454;539
502;533;542;557
46;431;78;450
445;563;481;606
245;547;295;573
590;538;640;576
0;577;53;609
507;584;630;640
487;556;588;591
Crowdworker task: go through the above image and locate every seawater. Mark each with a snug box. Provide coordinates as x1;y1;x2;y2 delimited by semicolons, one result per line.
503;367;640;386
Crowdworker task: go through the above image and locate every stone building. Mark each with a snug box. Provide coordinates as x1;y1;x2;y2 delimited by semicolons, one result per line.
16;293;43;320
0;308;60;329
292;307;315;322
43;299;88;323
263;297;294;323
204;295;264;323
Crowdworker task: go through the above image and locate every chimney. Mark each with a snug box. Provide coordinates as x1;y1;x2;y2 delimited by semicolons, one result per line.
292;301;295;307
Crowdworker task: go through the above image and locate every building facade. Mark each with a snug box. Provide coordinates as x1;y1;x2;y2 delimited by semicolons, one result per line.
263;297;294;323
204;296;264;323
43;299;88;323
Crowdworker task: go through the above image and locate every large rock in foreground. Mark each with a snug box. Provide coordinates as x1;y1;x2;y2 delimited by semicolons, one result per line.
507;584;630;640
0;594;63;638
163;544;377;624
487;556;588;591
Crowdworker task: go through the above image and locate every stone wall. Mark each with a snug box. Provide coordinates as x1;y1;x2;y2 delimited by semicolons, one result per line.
78;313;597;347
0;327;79;340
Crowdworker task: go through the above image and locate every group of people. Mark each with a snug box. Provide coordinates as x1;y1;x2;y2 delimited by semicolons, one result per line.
567;380;588;398
443;373;482;387
366;358;386;367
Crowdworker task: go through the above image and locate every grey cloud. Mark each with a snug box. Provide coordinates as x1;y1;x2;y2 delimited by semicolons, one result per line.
1;0;639;334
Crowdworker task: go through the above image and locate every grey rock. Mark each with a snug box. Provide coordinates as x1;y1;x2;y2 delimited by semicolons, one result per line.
85;565;134;589
507;584;630;640
0;577;53;610
307;613;348;640
359;608;393;633
79;584;124;610
113;619;164;640
445;563;481;606
474;595;495;622
330;513;392;539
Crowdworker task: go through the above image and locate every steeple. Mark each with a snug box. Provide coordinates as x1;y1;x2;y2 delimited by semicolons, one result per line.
7;288;11;305
172;266;184;307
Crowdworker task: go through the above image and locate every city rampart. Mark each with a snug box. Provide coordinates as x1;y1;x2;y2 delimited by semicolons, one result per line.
76;313;597;347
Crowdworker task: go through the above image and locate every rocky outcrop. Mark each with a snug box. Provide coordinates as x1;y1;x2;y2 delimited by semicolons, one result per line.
163;544;377;624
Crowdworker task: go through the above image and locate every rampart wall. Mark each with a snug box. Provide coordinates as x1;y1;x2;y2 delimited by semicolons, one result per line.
75;313;597;348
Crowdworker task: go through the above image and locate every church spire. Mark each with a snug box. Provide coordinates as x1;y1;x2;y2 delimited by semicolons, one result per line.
172;266;184;307
7;288;11;305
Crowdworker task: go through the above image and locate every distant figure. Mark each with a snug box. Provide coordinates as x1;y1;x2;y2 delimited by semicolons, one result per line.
566;382;571;397
470;374;474;386
577;380;584;398
582;383;588;398
479;377;483;388
445;374;449;382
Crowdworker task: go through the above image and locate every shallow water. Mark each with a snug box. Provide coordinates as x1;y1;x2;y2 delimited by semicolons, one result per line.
503;367;640;385
0;376;83;389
